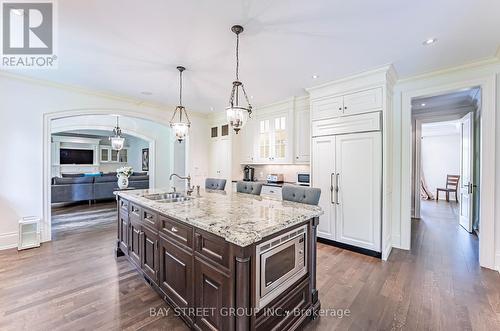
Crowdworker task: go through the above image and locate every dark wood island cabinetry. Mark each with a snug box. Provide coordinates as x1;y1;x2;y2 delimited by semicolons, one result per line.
115;189;322;330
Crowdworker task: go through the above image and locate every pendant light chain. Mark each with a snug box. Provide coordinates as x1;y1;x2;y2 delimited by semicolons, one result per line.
235;32;240;81
179;68;183;106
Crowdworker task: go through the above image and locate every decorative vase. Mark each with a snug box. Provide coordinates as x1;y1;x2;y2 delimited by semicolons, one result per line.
117;174;129;189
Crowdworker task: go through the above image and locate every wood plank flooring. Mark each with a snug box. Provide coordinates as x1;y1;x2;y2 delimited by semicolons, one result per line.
0;200;498;330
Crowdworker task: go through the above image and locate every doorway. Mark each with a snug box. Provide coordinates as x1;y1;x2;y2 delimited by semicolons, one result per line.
410;87;481;255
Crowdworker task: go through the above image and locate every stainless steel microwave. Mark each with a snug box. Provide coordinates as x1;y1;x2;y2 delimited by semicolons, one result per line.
255;225;307;309
296;172;310;186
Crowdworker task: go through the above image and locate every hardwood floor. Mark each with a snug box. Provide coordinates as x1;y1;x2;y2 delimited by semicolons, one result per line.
0;200;498;330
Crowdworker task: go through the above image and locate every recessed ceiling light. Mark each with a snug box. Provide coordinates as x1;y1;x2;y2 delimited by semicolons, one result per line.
250;95;254;99
140;91;152;95
312;74;319;79
422;38;437;46
210;106;214;111
421;103;426;107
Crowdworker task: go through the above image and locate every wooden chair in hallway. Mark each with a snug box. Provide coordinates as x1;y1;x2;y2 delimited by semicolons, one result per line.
436;175;460;202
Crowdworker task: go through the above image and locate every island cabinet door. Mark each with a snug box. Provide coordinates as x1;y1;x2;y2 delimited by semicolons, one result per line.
141;226;159;283
128;220;142;268
158;236;193;312
194;258;231;331
118;211;128;255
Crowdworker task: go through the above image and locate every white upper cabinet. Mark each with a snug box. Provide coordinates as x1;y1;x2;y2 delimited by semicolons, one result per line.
256;114;290;163
311;95;343;120
294;107;310;163
343;88;382;115
310;87;383;121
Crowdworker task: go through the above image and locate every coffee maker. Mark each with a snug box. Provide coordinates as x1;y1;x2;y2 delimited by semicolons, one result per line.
243;165;255;181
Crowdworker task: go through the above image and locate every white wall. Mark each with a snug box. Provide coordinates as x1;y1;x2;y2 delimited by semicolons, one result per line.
125;136;149;173
0;72;209;249
421;122;461;197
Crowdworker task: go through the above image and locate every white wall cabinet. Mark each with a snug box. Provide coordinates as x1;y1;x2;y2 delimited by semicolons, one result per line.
294;108;310;163
255;113;292;164
100;146;128;163
209;137;230;181
311;87;382;120
312;131;382;252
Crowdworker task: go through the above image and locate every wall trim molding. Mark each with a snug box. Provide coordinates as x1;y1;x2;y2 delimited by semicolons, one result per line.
0;71;208;119
0;231;18;250
399;74;497;270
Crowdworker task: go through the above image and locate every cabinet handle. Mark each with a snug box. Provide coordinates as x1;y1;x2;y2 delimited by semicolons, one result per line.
170;226;178;233
330;173;334;204
335;173;340;205
338;107;342;111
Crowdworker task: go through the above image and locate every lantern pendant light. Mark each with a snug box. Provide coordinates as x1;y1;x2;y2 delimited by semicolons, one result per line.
169;66;191;142
226;25;252;134
110;116;125;150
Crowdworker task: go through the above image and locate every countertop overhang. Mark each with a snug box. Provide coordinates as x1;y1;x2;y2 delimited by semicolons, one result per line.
115;188;323;247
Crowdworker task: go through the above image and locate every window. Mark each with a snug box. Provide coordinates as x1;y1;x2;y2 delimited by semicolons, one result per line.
211;127;218;138
221;124;229;136
119;149;128;163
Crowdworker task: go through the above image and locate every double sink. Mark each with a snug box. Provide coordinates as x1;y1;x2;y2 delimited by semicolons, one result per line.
143;192;192;203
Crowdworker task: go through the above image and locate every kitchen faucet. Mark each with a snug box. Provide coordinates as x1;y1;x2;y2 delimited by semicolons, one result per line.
169;173;194;195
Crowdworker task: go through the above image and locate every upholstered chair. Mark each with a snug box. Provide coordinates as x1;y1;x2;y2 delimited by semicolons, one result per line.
205;178;227;190
281;185;321;205
236;181;263;195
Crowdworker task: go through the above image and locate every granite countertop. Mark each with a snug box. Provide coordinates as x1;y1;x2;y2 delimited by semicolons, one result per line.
116;188;323;247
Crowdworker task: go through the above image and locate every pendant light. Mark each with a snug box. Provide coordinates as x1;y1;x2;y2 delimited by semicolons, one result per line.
226;25;252;134
110;116;125;150
169;66;191;142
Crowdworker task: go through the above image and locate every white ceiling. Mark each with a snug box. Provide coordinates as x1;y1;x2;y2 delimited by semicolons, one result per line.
6;0;500;112
411;87;480;111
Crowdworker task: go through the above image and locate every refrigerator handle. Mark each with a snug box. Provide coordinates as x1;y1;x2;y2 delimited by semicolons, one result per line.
330;173;334;204
335;173;340;205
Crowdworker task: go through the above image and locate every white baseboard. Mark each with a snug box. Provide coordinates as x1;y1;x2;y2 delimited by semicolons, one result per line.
0;231;18;250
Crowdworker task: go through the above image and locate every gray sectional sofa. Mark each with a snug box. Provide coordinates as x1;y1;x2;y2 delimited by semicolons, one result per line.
51;172;149;203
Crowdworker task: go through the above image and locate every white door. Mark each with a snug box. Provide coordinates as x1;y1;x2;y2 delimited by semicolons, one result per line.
312;136;336;240
335;131;382;252
459;112;474;232
218;137;230;181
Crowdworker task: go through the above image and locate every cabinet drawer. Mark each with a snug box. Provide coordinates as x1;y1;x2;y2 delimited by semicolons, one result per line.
343;87;382;115
194;230;230;269
119;198;129;213
159;215;193;249
256;279;310;331
129;203;141;222
260;185;282;199
142;208;158;230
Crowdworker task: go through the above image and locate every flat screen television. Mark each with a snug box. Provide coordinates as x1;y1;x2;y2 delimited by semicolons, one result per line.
60;149;94;165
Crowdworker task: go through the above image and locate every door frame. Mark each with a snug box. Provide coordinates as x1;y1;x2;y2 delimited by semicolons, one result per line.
401;75;496;269
42;108;173;243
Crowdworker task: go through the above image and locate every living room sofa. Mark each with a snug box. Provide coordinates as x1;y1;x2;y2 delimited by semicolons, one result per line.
51;172;149;203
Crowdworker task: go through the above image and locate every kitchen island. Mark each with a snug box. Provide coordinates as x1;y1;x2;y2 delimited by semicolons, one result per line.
115;188;323;331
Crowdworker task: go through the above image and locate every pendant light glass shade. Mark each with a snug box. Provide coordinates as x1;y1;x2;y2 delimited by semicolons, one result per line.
226;25;252;134
110;116;125;150
169;66;191;142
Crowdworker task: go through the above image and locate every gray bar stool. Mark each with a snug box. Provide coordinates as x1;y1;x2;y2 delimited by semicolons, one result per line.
282;185;321;205
205;178;227;190
236;181;263;195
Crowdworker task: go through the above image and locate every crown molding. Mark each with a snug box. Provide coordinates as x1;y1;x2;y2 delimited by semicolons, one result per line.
397;55;500;84
0;70;208;119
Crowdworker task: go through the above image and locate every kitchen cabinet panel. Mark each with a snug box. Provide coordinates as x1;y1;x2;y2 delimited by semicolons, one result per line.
312;136;336;241
311;95;343;120
335;131;381;251
141;225;159;283
294;108;310;163
343;87;382;115
159;236;193;312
